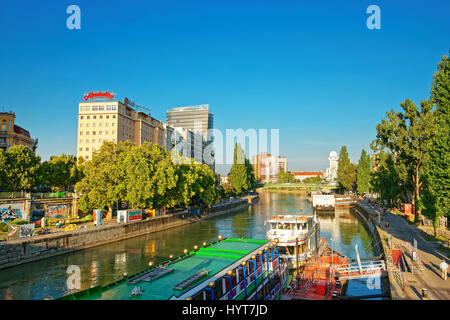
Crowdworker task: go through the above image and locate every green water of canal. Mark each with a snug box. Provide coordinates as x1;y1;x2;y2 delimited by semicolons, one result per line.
0;193;383;300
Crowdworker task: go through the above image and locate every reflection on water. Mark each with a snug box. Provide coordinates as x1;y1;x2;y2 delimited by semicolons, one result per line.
0;192;382;300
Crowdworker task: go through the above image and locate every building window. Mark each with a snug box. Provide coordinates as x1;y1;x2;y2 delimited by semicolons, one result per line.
107;105;111;111
112;139;115;142
99;139;102;143
80;123;83;127
99;123;102;127
112;115;116;119
92;139;95;143
106;115;109;119
80;116;84;119
1;124;6;131
86;123;90;127
86;147;89;151
93;123;96;127
93;106;98;111
87;116;90;119
99;131;102;135
99;105;105;111
112;106;117;111
79;148;82;151
86;155;89;159
99;115;103;119
105;131;109;135
93;116;96;119
106;123;109;127
80;132;83;135
112;130;115;135
86;140;89;144
93;131;96;135
86;131;89;135
79;139;83;144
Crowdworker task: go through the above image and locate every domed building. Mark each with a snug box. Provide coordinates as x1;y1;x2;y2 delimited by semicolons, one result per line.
325;151;339;183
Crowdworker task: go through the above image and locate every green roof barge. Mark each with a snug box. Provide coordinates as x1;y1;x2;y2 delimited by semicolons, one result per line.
59;237;289;300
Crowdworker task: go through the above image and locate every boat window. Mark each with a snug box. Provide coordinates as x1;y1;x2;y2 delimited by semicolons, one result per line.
296;223;302;230
271;223;277;230
277;223;283;230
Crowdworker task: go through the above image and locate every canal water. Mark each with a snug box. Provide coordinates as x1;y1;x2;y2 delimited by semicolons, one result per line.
0;192;383;300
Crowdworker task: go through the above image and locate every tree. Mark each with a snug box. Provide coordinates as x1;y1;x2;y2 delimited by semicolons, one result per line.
75;141;133;219
370;151;402;207
356;149;371;194
228;143;251;195
337;146;357;191
38;154;82;191
0;145;41;192
122;142;177;210
423;52;450;228
372;98;434;224
277;168;295;183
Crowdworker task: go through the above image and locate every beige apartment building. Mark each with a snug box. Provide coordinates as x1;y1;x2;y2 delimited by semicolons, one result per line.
252;152;287;183
0;111;36;152
77;100;165;161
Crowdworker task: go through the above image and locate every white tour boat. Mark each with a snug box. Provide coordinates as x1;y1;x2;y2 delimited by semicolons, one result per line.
265;214;320;269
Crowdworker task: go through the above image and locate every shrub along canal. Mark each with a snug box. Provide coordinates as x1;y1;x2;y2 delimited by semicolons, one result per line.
0;192;383;300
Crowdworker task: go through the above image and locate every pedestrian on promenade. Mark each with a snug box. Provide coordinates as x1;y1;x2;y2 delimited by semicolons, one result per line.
440;260;448;280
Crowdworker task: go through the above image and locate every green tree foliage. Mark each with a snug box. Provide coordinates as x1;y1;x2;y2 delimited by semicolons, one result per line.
0;145;40;192
38;154;82;191
356;149;371;194
302;176;322;184
75;141;133;218
228;143;254;195
370;151;402;206
337;146;357;191
75;141;220;217
122;142;177;209
423;53;450;226
277;169;295;183
371;98;434;224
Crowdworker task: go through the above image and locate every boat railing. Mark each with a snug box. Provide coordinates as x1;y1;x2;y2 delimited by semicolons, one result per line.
219;257;287;300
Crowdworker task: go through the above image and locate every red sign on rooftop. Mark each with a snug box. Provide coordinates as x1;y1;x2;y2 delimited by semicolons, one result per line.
83;91;115;101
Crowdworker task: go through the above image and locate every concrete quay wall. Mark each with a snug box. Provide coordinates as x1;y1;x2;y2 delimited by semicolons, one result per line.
0;199;251;270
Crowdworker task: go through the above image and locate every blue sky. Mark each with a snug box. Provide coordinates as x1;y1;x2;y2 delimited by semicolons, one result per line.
1;0;449;175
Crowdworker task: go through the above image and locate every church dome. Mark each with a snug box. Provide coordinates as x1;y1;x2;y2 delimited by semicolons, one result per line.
329;151;338;158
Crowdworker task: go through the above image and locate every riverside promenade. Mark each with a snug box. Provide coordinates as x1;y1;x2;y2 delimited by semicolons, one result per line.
359;200;450;300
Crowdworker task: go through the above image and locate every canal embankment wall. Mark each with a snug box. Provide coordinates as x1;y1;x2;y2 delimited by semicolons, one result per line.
353;202;394;299
0;198;251;270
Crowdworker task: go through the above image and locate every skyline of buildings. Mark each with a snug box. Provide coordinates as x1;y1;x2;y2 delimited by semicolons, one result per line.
252;152;288;183
76;92;214;168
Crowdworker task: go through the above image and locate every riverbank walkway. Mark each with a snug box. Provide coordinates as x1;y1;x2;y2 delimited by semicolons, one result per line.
359;200;450;300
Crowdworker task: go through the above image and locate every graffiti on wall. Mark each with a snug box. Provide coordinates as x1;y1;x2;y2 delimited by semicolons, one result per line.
46;204;70;219
0;203;24;222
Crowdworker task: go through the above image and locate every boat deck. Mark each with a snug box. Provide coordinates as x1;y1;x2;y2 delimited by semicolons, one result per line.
60;238;269;300
290;247;349;300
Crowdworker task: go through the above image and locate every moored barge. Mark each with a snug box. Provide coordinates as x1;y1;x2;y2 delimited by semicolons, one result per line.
59;237;289;300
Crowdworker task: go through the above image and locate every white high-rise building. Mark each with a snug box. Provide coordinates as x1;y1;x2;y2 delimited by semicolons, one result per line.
325;151;339;183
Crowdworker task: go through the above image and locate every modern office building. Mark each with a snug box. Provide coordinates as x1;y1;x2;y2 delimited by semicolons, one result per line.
252;152;287;183
166;104;214;142
77;93;165;161
0;111;36;152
